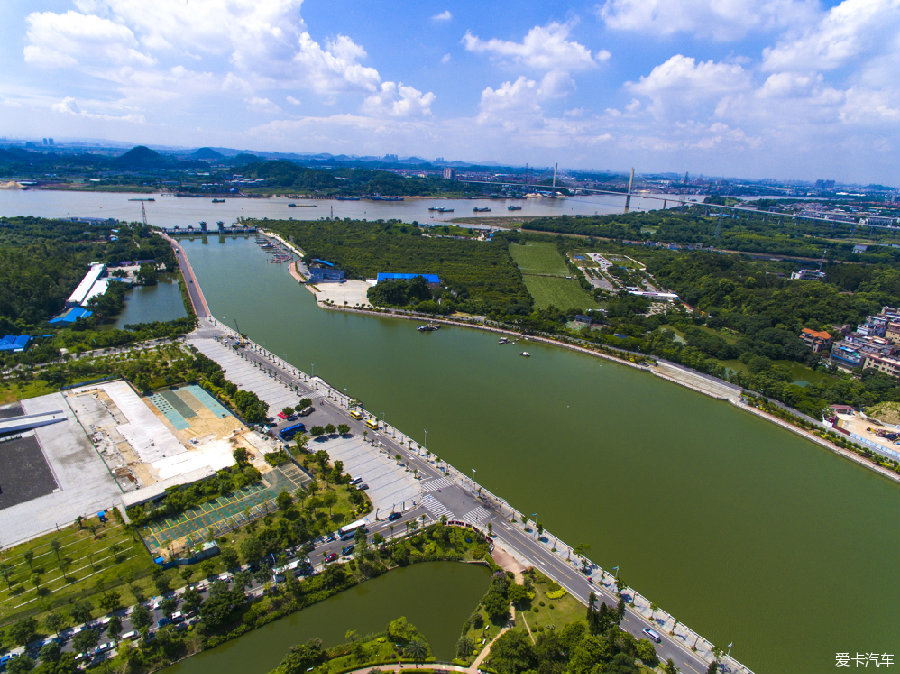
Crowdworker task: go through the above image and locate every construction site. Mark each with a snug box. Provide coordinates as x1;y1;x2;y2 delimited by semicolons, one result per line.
62;380;311;558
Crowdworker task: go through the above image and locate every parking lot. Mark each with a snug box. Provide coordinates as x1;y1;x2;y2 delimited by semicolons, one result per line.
310;434;420;514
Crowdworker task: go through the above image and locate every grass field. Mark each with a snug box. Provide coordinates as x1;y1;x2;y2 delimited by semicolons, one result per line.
509;242;601;311
520;276;603;311
509;242;570;276
0;518;158;630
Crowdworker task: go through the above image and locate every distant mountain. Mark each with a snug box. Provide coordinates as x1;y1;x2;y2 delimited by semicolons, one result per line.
192;147;224;160
231;153;261;166
113;145;170;169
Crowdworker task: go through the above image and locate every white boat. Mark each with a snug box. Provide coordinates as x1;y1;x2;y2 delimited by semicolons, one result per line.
519;351;530;357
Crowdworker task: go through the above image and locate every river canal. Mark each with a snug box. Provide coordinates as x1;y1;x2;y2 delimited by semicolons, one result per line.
176;235;899;674
163;562;491;674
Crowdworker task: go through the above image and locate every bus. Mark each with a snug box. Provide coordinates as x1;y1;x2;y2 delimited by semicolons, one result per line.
349;409;363;420
365;418;379;430
339;518;368;540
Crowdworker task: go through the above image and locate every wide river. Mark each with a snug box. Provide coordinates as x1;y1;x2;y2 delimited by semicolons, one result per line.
0;188;698;227
6;191;899;672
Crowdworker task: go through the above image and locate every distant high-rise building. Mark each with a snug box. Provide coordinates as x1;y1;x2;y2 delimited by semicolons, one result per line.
815;179;836;190
42;138;48;145
443;167;456;180
383;153;398;162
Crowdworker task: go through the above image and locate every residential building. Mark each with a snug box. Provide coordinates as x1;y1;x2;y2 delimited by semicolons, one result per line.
863;354;900;379
831;342;864;368
790;269;826;281
800;328;832;353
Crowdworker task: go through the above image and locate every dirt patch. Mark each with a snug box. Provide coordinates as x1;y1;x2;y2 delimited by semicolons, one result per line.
491;543;527;582
866;402;900;426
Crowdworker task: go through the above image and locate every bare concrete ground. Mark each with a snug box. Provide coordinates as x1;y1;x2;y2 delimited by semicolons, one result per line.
0;393;121;548
309;279;374;308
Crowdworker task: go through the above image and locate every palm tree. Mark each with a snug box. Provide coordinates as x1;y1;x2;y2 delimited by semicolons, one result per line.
50;539;61;563
405;638;429;662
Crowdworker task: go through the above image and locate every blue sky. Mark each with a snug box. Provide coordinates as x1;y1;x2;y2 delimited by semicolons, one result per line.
0;0;897;184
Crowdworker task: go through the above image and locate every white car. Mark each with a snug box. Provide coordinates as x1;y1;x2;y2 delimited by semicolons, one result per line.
642;627;661;643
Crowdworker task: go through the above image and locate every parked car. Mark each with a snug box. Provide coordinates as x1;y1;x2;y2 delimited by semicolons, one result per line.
341;545;355;556
389;512;402;521
642;628;661;643
324;553;338;563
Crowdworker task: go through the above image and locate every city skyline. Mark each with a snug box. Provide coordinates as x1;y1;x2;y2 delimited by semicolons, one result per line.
0;0;897;184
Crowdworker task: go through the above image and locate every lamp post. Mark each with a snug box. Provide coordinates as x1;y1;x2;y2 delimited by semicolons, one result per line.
424;428;427;452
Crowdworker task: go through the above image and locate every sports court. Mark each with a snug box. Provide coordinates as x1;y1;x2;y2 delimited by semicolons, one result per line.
141;463;311;555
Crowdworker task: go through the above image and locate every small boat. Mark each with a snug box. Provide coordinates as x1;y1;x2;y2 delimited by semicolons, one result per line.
211;198;225;203
498;337;509;344
508;205;522;211
335;196;361;201
519;351;530;357
473;207;491;212
288;203;298;207
128;197;155;201
417;324;440;332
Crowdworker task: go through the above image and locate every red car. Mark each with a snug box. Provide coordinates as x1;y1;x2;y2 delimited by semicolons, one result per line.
324;553;338;563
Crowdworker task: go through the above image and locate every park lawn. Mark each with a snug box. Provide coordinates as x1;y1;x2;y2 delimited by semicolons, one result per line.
521;275;603;311
315;635;428;673
458;605;503;665
509;242;570;276
0;518;177;637
518;570;586;633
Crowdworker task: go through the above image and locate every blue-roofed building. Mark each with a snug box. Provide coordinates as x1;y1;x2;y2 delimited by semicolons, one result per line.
49;307;93;325
376;272;440;285
0;335;31;352
308;267;345;282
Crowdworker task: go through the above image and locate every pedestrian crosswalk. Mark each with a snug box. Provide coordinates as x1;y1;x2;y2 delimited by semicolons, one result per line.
420;494;455;519
421;477;452;492
460;506;489;526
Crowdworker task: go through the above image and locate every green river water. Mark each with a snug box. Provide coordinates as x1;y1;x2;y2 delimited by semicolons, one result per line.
173;236;899;673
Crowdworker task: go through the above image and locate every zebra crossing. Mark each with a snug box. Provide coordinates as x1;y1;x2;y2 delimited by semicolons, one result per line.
460;506;490;526
420;494;455;519
421;477;452;492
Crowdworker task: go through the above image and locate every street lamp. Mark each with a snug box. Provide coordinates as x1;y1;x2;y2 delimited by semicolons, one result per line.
423;428;427;452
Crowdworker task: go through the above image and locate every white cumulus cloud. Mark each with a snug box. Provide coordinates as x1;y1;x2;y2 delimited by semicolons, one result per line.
431;10;453;22
362;81;435;117
463;22;607;72
599;0;819;41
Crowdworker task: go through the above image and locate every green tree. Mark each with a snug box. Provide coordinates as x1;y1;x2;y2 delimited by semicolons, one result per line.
72;628;99;655
404;637;429;661
130;604;151;632
276;639;325;674
107;616;123;641
182;588;204;615
50;539;62;562
70;600;93;625
486;629;537;674
6;655;34;674
325;423;336;435
23;550;34;571
323;490;338;515
456;635;475;658
310;426;325;438
281;406;295;417
220;546;239;571
233;447;249;467
160;596;178;619
100;589;121;613
337;423;350;435
9;618;37;646
0;561;12;587
277;490;293;511
44;611;65;637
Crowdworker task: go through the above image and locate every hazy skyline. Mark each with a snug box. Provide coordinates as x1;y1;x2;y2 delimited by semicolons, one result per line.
1;0;897;184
